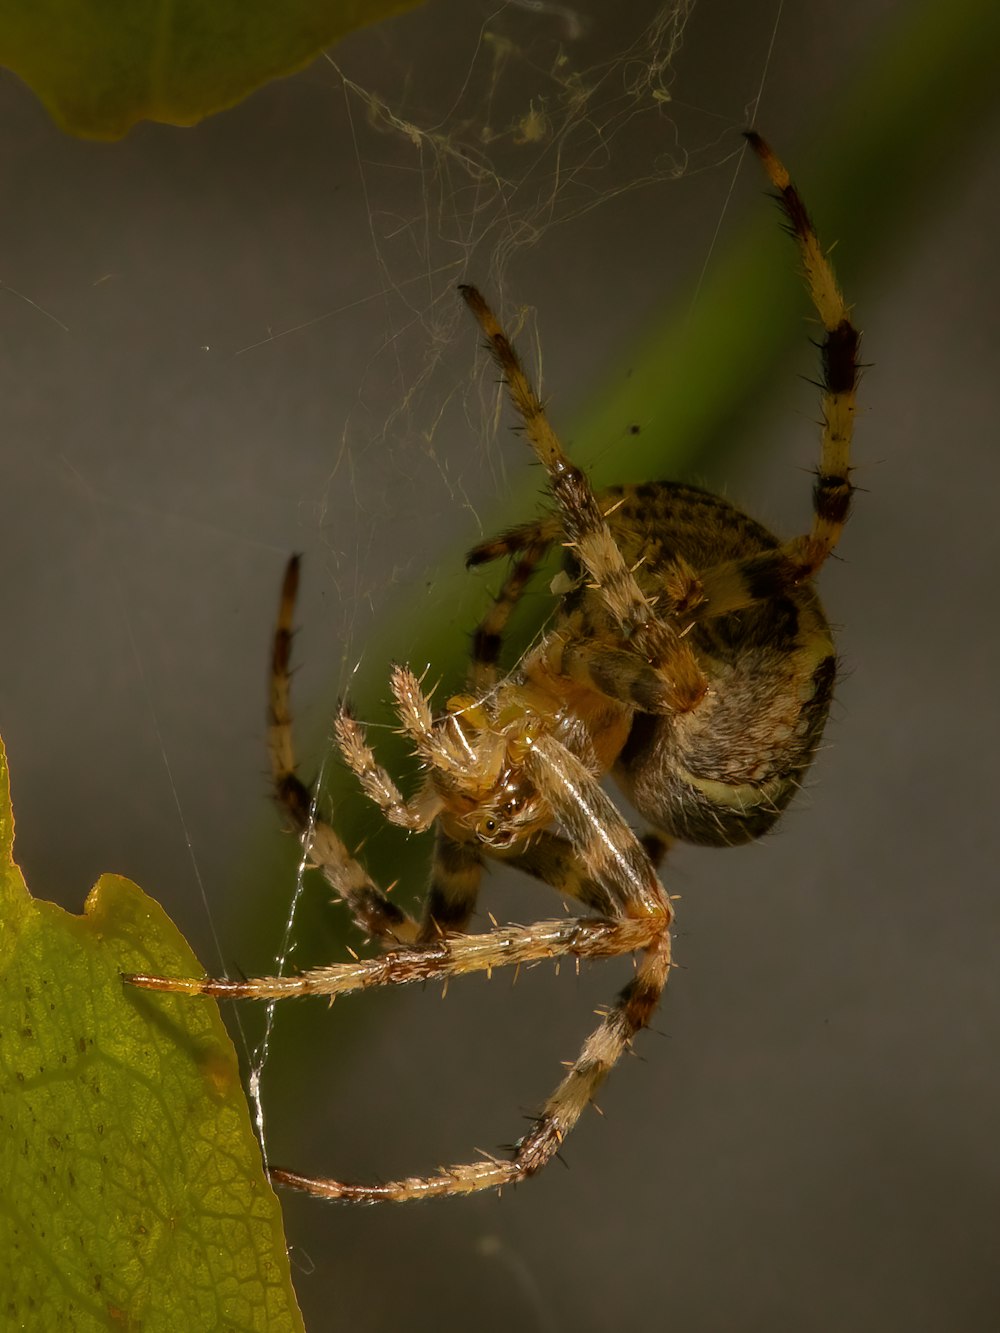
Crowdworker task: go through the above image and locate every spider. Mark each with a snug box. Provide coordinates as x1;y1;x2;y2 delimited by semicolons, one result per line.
128;134;859;1204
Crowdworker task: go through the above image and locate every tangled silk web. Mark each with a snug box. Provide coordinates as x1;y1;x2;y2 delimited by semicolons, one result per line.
243;0;778;1153
250;0;701;527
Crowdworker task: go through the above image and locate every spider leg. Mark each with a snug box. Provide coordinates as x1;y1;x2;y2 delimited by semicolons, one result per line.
430;523;558;944
411;528;559;940
746;132;859;578
554;638;694;713
465;515;560;570
416;828;484;942
468;529;553;693
523;732;668;917
499;829;618;916
130;926;671;1206
127;913;659;999
268;556;419;945
499;821;671;911
128;735;672;1202
268;927;671;1202
627;138;859;629
640;826;674;870
506;824;671;911
674;543;827;623
460;284;705;714
289;744;672;1201
133;736;670;1001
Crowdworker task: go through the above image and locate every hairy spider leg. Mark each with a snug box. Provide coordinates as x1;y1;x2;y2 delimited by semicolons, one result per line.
415;829;485;941
268;556;420;945
274;733;672;1201
459;283;706;715
458;512;678;920
128;733;672;1202
423;514;640;936
468;530;554;693
746;132;857;575
270;926;670;1201
465;514;562;569
498;829;619;916
685;135;859;621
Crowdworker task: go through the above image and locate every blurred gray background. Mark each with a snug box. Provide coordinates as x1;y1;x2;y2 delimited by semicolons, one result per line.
2;1;999;1329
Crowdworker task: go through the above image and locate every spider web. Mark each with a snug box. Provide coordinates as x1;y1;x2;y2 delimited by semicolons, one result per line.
249;0;702;599
235;0;785;1173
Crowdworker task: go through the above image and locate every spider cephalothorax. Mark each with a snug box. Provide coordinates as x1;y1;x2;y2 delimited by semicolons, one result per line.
129;134;860;1204
342;667;558;851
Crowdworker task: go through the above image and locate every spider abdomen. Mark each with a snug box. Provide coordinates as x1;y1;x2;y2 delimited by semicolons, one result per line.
615;640;835;846
592;482;837;846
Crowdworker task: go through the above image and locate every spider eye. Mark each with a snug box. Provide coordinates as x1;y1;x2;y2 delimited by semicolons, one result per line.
474;814;514;847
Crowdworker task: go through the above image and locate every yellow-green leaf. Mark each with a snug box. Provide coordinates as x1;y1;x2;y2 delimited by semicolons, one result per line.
0;0;422;139
0;737;303;1332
